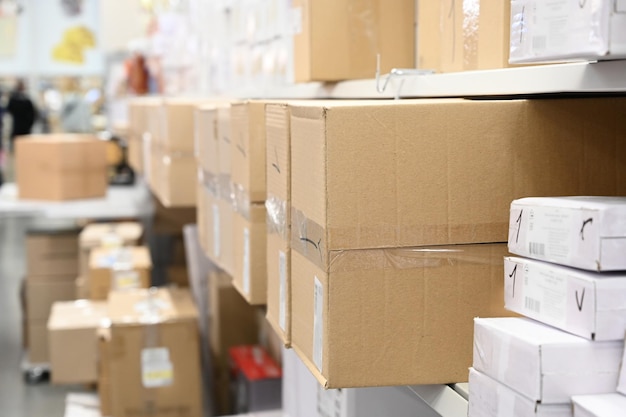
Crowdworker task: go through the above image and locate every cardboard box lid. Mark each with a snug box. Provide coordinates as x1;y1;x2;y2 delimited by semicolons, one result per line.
108;287;198;325
80;222;143;248
89;246;152;270
473;317;622;403
48;300;108;330
572;393;626;417
512;196;626;238
504;256;626;340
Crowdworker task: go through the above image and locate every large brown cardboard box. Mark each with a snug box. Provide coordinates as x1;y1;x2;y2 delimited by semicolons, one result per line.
128;97;162;142
88;246;152;300
289;98;626;252
158;151;197;208
216;104;235;275
26;280;76;321
47;300;108;384
418;0;511;73
195;105;220;174
265;103;291;346
291;243;513;388
230;101;267;204
26;231;79;277
27;321;49;363
293;0;415;82
15;134;108;201
232;205;267;305
79;222;143;276
107;288;202;417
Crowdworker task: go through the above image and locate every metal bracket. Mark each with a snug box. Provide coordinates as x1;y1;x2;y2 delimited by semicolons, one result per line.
375;55;434;99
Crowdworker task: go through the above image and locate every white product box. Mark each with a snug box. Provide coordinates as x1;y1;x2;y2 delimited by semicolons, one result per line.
508;197;626;271
468;368;572;417
509;0;626;63
282;347;318;417
504;256;626;341
572;393;626;417
473;317;622;404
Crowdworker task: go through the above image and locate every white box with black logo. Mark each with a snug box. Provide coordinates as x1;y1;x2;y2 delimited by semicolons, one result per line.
504;256;626;341
508;197;626;271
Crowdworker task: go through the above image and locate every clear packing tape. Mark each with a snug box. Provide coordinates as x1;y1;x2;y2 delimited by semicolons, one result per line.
265;194;288;240
291;207;506;271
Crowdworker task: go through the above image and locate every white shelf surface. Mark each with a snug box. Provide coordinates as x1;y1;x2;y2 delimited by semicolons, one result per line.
232;60;626;99
405;384;469;417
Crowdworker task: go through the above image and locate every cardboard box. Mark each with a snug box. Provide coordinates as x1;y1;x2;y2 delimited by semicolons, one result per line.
504;256;626;341
508;197;626;271
218;198;235;276
98;327;112;417
79;222;143;276
229;345;282;414
127;138;143;174
88;246;152;300
217;104;235;275
26;280;76;321
292;0;415;82
161;98;208;153
197;178;219;261
572;394;626;417
195;105;220;174
153;194;197;235
75;276;88;299
166;265;189;287
152;146;197;208
289;98;626;251
230;101;267;204
232;205;267;305
468;368;572;417
128;97;162;142
15;134;108;201
47;300;108;384
473;317;622;404
208;270;260;374
26;230;79;277
510;0;626;63
107;288;202;417
27;321;49;363
265;103;291;345
291;243;512;388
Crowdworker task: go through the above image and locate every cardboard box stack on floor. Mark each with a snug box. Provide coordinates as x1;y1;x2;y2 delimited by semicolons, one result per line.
282;97;626;388
15;135;108;201
468;197;626;417
24;228;80;364
87;246;152;300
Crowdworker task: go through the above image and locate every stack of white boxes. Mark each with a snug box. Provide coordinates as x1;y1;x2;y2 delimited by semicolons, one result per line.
469;196;626;417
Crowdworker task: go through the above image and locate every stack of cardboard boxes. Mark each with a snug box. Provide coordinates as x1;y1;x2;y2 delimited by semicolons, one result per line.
469;197;626;416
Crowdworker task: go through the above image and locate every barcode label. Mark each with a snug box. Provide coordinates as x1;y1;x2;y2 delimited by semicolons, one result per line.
525;296;541;313
529;242;545;256
113;270;140;290
141;347;174;388
532;35;547;51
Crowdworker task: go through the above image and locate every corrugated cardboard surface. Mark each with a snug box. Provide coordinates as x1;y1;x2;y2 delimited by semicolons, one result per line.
231;101;268;204
195;105;219;174
217;105;232;178
26;280;76;321
98;328;112;417
15;135;108;201
107;288;202;417
293;0;415;82
162;99;205;153
290;98;626;252
75;276;88;299
160;152;197;208
79;222;143;275
27;321;49;363
48;301;107;384
127;138;143;174
232;205;268;305
291;243;512;388
88;246;152;300
26;232;79;277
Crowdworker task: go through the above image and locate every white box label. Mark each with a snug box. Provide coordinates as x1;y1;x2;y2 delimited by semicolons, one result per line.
213;203;220;258
523;262;567;328
141;347;173;388
279;250;287;331
525;206;576;261
313;276;323;371
243;227;251;295
113;269;140;290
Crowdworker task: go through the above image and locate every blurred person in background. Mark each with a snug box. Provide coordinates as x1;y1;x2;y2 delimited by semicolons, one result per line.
6;79;37;152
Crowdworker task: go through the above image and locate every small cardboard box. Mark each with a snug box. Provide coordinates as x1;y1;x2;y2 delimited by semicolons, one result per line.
88;246;152;300
508;197;626;271
265;103;291;346
473;317;622;404
26;230;79;277
15;134;108;201
292;0;415;82
468;368;572;417
47;300;108;384
195;105;220;174
232;205;267;305
229;345;282;414
152;146;197;208
79;222;143;276
572;394;626;417
504;256;626;341
26;280;76;321
291;243;512;388
158;98;209;153
106;288;202;417
290;98;626;251
510;0;626;63
230;101;267;204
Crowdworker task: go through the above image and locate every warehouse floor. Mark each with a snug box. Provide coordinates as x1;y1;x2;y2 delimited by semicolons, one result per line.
0;216;83;416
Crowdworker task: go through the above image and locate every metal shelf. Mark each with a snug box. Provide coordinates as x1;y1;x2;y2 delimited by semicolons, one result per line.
233;60;626;100
405;384;469;417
